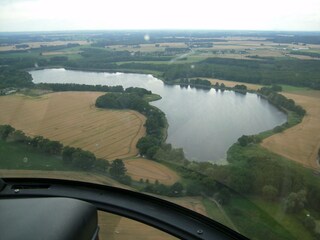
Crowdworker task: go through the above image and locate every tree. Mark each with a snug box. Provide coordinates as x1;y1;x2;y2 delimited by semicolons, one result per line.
7;130;27;142
109;159;127;179
62;146;76;163
72;149;96;170
30;136;44;148
146;146;159;159
186;182;201;196
44;140;63;155
118;175;132;185
229;167;253;193
0;125;15;140
273;126;284;133
238;135;249;147
262;185;278;201
234;84;247;91
303;215;316;232
285;190;307;213
168;182;184;196
271;85;282;92
136;136;159;155
93;158;110;172
201;176;217;196
215;188;231;205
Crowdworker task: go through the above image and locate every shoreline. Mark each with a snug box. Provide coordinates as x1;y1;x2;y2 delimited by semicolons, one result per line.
28;67;311;166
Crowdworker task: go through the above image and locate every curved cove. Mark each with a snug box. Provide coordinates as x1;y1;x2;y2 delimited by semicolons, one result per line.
30;68;287;162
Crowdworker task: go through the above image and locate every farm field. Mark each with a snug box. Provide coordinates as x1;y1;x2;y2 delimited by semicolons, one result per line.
0;40;89;51
124;158;180;185
262;91;320;170
0;92;146;160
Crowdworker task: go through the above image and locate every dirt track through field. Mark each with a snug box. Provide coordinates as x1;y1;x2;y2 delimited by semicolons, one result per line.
262;91;320;170
0;92;146;160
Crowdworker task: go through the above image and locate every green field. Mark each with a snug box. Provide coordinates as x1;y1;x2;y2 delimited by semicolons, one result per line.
0;140;74;171
228;143;320;185
202;198;234;230
250;197;314;240
280;84;310;93
224;195;296;240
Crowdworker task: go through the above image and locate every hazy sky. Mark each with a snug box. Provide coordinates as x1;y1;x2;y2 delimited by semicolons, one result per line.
1;0;320;32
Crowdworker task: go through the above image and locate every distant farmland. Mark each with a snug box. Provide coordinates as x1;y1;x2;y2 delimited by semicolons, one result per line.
0;92;146;160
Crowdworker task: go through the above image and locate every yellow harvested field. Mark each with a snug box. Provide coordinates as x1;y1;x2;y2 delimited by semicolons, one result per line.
262;91;320;170
98;212;178;240
0;92;146;160
124;158;180;185
206;78;263;90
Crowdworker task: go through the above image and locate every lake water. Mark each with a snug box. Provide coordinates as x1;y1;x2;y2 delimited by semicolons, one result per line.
30;68;287;163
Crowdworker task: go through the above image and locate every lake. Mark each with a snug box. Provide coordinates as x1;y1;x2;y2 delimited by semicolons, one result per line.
30;68;287;163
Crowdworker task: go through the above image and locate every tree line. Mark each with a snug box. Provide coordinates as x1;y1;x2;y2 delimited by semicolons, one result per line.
0;124;191;196
258;86;306;116
115;57;320;89
35;83;124;92
95;91;166;150
0;124;132;184
96;91;170;159
0;67;34;89
95;90;188;163
79;48;171;62
179;78;211;89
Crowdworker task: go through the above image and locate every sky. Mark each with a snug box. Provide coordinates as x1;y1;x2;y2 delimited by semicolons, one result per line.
0;0;320;32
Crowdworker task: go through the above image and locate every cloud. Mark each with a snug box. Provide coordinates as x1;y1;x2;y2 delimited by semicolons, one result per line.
0;0;319;31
